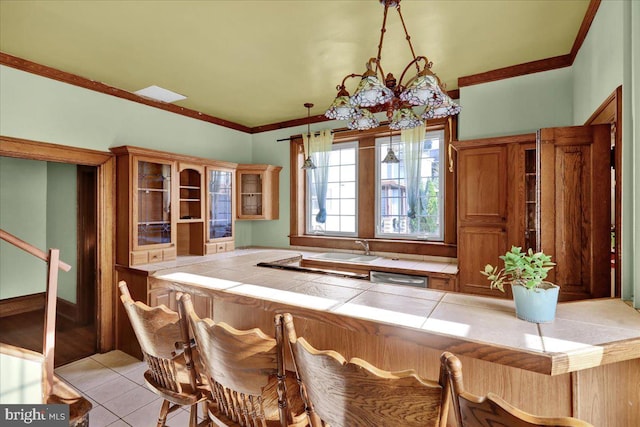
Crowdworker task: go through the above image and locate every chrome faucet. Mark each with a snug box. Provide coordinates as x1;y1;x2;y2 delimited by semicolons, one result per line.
355;239;370;255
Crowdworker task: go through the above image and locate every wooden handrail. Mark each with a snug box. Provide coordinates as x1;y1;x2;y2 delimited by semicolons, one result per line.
0;229;71;272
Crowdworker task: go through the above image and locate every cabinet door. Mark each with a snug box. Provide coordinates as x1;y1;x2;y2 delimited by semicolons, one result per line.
458;146;507;225
539;125;611;300
238;171;265;218
236;165;281;220
458;226;509;297
133;157;175;250
207;168;235;241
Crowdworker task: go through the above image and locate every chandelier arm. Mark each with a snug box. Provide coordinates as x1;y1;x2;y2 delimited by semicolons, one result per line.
397;56;429;88
375;1;392;76
339;73;363;89
395;2;420;73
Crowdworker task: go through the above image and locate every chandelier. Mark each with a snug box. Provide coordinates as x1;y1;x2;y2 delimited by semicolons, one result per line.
325;0;461;131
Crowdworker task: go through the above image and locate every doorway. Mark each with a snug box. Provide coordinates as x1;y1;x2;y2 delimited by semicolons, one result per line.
0;135;116;364
0;160;98;366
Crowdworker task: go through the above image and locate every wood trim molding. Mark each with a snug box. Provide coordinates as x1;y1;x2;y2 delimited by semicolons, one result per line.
458;55;572;88
0;135;111;165
1;135;116;352
458;0;601;88
56;298;78;323
452;133;537;149
584;85;622;298
0;293;45;318
570;0;602;63
0;52;252;134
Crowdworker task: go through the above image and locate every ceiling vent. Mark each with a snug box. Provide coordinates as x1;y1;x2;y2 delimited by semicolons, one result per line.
134;85;186;103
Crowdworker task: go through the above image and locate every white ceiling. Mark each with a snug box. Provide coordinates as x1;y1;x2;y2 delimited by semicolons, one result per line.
0;0;591;129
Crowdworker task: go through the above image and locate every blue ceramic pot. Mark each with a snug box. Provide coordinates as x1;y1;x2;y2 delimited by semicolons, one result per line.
511;281;559;323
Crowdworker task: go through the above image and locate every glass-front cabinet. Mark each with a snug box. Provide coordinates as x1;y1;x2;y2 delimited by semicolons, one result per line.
112;146;241;266
236;164;282;220
136;159;173;247
112;146;179;266
206;167;235;254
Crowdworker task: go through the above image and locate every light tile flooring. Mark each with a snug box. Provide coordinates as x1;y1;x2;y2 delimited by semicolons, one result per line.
55;350;202;427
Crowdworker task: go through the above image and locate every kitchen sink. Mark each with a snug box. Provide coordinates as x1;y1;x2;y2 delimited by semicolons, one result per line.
308;252;380;263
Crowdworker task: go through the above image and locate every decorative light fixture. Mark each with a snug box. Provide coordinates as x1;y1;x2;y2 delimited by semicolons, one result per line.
325;0;460;131
382;128;399;164
301;103;316;170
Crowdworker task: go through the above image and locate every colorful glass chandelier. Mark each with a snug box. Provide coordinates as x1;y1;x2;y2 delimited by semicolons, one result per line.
325;0;461;131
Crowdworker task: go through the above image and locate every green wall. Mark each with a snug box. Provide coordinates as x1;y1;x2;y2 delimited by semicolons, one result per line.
0;157;47;299
571;0;637;307
458;67;573;140
0;64;255;249
46;162;77;303
0;158;77;301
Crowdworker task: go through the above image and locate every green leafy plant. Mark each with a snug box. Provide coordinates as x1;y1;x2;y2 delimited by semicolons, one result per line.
481;246;555;292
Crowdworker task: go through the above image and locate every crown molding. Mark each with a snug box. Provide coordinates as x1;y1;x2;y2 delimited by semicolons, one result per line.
458;0;600;88
0;52;252;134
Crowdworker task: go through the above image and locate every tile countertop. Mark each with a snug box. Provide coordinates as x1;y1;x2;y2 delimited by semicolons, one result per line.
149;249;640;376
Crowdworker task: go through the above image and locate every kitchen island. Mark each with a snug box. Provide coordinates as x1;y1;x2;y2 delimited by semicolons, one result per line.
116;249;640;426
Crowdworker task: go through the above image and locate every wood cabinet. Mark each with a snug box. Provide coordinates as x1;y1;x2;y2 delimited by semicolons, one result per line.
205;167;235;254
538;125;611;300
177;163;204;256
455;139;521;298
454;125;611;301
112;146;239;266
236;164;282;220
112;147;178;266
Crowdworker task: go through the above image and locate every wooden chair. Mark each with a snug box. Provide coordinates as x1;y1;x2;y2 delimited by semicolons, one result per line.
179;294;306;427
0;229;91;426
440;352;594;427
118;281;208;427
282;312;450;427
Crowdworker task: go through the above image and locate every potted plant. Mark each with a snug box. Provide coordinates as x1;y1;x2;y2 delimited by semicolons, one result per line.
481;246;559;323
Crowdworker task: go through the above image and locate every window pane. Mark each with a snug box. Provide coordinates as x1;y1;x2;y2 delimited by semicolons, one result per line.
307;141;358;236
375;130;444;240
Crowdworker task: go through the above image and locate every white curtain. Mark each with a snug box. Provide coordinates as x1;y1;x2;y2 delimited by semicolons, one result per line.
303;129;333;223
401;124;425;219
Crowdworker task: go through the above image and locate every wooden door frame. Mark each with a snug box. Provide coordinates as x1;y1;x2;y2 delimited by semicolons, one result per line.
584;86;622;297
0;135;116;351
77;165;97;326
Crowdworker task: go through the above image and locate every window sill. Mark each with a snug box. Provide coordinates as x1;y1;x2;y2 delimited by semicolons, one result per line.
289;235;457;258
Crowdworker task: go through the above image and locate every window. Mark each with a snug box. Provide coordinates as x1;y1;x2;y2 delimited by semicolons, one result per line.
306;141;358;235
290;118;456;258
376;130;444;240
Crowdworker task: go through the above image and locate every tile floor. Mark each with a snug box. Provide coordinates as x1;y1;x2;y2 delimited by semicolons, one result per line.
54;350;204;427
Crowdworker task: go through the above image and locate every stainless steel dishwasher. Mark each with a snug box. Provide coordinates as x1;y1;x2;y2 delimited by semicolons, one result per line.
369;271;428;288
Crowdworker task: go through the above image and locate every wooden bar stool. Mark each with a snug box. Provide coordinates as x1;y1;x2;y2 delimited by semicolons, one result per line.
440;352;594;427
119;281;208;427
179;294;306;427
282;312;450;427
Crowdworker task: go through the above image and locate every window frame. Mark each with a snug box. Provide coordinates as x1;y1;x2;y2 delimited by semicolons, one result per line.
289;117;457;258
305;140;359;237
374;129;446;241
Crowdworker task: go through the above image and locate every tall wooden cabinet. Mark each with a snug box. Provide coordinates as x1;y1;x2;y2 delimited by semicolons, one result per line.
206;166;235;254
538;125;611;300
455;138;519;298
454;125;611;301
112;147;178;266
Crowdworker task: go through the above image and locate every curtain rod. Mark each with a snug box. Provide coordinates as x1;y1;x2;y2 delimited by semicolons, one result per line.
275;121;396;142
